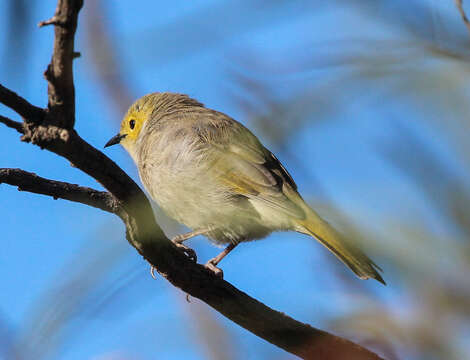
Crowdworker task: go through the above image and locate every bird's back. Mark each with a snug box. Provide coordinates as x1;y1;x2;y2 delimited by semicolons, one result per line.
136;110;280;244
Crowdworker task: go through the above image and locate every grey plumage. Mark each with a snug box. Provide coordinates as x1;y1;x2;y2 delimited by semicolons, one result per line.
107;92;385;284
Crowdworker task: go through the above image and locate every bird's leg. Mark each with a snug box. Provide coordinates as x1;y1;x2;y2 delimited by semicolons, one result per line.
205;242;238;278
150;228;210;279
172;228;210;244
172;228;214;262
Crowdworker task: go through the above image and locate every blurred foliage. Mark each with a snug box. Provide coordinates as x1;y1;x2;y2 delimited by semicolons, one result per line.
2;0;470;359
4;232;143;360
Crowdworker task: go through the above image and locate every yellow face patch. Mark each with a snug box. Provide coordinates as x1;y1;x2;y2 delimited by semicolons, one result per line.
119;111;146;148
119;96;158;148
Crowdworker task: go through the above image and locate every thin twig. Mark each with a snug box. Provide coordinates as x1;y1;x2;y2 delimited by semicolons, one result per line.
456;0;470;35
38;15;62;28
0;84;44;122
0;168;123;217
42;0;83;128
0;1;385;359
0;115;24;133
0;90;384;360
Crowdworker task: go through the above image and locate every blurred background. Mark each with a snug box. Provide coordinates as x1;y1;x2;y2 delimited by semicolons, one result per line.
1;0;470;359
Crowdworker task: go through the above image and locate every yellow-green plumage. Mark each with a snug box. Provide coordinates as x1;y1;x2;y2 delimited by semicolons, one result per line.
296;207;385;284
107;92;384;284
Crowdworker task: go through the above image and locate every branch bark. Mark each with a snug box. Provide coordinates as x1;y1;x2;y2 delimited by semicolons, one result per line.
0;168;122;216
0;115;24;133
0;1;384;359
0;85;44;122
41;0;83;128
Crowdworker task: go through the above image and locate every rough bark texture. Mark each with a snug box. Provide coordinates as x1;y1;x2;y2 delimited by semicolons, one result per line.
0;168;122;216
0;1;384;359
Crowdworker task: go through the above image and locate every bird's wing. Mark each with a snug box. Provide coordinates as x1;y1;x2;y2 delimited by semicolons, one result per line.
193;112;305;220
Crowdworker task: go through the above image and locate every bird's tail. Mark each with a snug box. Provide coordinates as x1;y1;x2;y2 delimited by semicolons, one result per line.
295;206;385;285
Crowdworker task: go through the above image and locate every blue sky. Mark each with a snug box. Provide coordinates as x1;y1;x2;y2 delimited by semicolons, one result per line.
1;1;468;359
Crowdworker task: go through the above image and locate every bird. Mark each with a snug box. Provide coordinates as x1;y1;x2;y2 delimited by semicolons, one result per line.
105;92;385;284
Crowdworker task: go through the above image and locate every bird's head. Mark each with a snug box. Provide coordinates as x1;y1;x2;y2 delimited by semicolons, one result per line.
105;92;203;152
104;94;155;152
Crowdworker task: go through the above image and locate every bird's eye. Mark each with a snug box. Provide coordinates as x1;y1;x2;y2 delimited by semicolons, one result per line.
129;119;136;130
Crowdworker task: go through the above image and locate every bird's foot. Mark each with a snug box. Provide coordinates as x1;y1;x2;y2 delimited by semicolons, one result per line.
204;259;224;278
150;265;157;279
171;238;197;262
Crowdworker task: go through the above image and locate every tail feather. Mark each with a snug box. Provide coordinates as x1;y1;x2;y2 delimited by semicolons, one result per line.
297;208;385;285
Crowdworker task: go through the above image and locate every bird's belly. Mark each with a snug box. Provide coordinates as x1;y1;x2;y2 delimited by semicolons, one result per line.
142;166;272;245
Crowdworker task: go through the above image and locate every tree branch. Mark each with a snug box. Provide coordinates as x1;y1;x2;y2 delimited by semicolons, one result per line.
41;0;83;128
2;116;383;359
0;168;123;217
0;1;384;359
0;84;44;122
456;0;470;35
0;115;24;133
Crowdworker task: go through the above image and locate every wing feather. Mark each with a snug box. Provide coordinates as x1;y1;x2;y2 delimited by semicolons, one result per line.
194;112;305;219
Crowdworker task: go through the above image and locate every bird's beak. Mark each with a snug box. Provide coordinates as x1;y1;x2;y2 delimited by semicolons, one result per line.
104;133;127;148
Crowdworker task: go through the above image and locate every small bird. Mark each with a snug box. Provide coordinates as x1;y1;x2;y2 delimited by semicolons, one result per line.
105;92;385;284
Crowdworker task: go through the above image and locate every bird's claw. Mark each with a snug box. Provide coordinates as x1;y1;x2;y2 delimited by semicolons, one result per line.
150;265;157;280
172;241;197;262
204;260;224;278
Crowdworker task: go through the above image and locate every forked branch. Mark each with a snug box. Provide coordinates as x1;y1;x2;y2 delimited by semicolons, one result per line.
0;1;384;359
